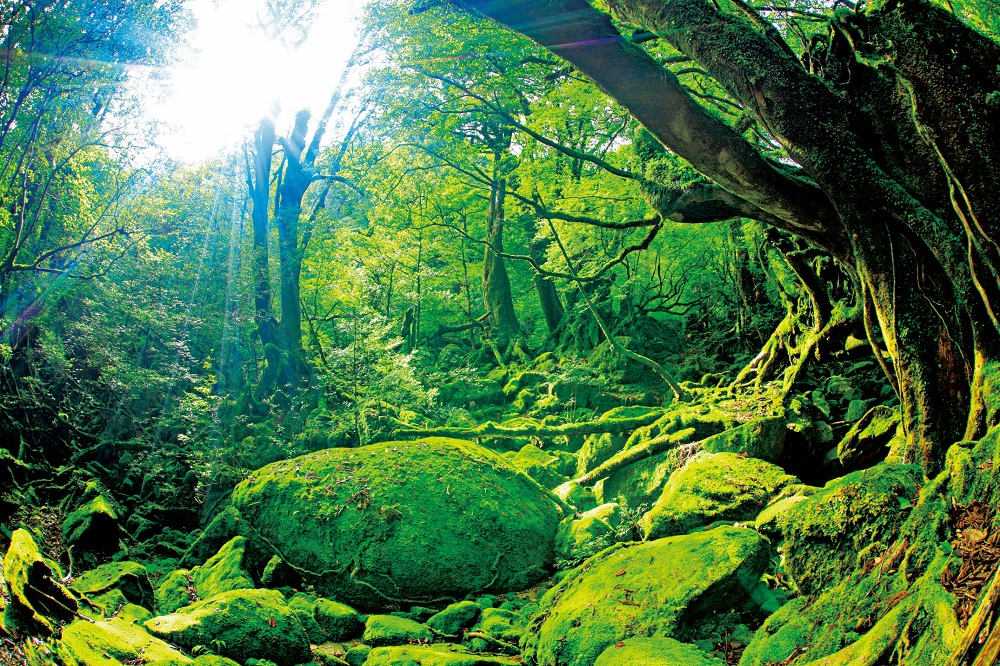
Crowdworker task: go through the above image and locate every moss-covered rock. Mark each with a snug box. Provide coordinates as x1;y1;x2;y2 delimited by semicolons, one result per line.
145;588;310;666
231;438;560;610
314;598;364;641
701;416;786;462
552;481;597;513
154;568;197;615
362;614;433;646
465;607;524;653
313;642;352;666
427;600;481;635
191;536;254;600
640;452;798;540
364;644;519;665
522;526;773;666
555;503;620;567
593;637;725;665
59;617;193;665
181;505;271;573
345;643;372;666
261;555;301;589
837;405;902;470
780;463;923;594
597;445;691;508
71;561;154;610
508;444;569;489
2;528;77;635
62;490;120;560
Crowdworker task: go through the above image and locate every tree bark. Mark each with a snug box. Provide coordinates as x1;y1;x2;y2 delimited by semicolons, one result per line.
482;176;521;344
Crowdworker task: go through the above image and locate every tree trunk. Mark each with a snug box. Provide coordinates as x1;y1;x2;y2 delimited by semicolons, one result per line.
449;0;1000;473
529;236;564;334
482;176;521;344
249;119;277;350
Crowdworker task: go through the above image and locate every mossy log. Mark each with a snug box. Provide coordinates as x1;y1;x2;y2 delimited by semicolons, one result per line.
391;410;663;440
573;432;691;487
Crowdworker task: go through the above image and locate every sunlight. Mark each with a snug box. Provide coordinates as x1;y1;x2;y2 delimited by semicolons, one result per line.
151;0;361;163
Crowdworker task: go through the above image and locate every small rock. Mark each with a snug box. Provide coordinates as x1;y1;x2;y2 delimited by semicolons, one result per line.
427;600;481;635
362;615;433;647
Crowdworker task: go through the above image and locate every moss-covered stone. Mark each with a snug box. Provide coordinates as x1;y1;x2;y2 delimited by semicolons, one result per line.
837;405;901;470
154;568;197;615
231;438;560;611
427;600;481;635
593;637;725;665
554;503;620;567
508;444;569;489
312;642;351;666
314;598;364;641
522;526;772;666
261;555;301;589
62;490;120;560
191;536;254;600
640;452;798;540
363;645;518;665
145;588;310;666
780;463;923;594
59;617;192;665
362;614;433;646
597;444;692;508
552;481;597;512
181;505;271;573
464;607;524;653
2;528;77;635
71;561;154;610
344;644;372;666
701;416;786;462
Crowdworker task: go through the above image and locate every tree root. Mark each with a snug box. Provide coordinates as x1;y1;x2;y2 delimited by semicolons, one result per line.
391;410;664;440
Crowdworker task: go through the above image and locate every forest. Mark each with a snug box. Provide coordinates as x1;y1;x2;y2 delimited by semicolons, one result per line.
1;0;999;664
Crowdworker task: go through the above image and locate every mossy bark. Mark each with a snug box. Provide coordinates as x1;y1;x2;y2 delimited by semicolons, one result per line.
450;0;1000;473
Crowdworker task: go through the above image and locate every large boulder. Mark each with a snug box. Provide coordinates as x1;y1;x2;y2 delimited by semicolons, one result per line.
640;452;798;540
522;526;773;666
701;416;786;462
144;588;310;666
231;438;561;610
62;484;120;561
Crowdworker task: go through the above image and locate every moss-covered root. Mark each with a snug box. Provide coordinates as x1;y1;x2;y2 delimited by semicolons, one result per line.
522;526;773;666
2;528;78;635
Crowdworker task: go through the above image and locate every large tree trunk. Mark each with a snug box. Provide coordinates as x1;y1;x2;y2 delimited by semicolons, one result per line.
482;176;521;344
249;119;277;350
529;236;564;334
449;0;1000;473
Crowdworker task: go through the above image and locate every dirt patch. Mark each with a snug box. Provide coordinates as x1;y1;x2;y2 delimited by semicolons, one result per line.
941;500;1000;626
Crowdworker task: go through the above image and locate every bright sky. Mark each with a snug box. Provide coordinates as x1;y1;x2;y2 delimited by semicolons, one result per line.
149;0;363;163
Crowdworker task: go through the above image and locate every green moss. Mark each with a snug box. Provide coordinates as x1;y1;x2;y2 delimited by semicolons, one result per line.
72;561;154;610
314;598;364;641
2;528;78;634
552;481;597;512
508;444;569;489
344;644;372;666
155;569;196;614
837;406;902;469
261;555;300;588
522;526;771;666
427;600;481;635
59;617;192;665
641;452;798;540
144;588;310;666
593;637;724;665
62;492;120;559
467;607;523;649
555;503;620;568
780;463;923;594
191;536;253;600
362;615;433;646
701;416;786;462
363;644;518;665
231;438;560;611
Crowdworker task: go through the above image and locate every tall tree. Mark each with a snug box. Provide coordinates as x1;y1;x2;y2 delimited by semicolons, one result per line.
445;0;1000;472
